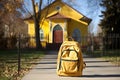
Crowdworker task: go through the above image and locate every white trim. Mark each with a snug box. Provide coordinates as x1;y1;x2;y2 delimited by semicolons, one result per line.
64;19;67;31
63;19;68;41
49;20;52;32
39;29;44;41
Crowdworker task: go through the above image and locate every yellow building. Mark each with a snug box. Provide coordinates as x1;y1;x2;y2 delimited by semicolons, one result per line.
24;0;91;49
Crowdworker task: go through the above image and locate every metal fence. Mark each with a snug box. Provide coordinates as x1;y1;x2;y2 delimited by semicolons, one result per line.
0;36;30;49
83;34;120;56
80;34;120;66
0;34;120;56
0;34;120;50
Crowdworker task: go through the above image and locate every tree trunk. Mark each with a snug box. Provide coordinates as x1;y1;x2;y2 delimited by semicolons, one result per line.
31;0;42;50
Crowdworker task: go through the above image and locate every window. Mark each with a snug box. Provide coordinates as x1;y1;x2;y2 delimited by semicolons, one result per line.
39;29;44;41
53;24;62;31
72;29;81;42
56;6;61;11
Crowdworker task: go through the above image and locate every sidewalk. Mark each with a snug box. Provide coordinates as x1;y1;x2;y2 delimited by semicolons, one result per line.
22;51;120;80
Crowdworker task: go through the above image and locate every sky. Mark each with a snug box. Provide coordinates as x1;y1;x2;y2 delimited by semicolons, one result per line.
24;0;103;35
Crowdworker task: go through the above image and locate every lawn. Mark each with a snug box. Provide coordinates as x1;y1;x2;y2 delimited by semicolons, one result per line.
85;50;120;66
0;50;44;80
102;50;120;66
103;56;120;66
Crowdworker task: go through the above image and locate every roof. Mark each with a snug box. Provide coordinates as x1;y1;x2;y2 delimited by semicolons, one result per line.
61;1;92;24
24;16;33;21
24;0;92;24
46;12;70;19
80;16;92;24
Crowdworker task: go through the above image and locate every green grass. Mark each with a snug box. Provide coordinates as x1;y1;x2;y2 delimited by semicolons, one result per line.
103;56;120;66
85;50;120;66
0;50;44;80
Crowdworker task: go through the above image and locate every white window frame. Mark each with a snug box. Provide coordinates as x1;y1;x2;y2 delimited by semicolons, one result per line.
39;29;44;41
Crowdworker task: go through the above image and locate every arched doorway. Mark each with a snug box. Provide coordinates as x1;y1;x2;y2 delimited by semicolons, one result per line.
72;29;81;42
53;24;63;43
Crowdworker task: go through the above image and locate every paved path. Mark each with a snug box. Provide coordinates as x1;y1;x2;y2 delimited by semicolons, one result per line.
22;51;120;80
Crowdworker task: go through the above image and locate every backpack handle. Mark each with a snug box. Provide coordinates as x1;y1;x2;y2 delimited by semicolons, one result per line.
68;36;74;41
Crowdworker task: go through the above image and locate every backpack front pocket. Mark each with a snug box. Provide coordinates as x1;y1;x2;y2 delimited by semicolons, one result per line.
61;59;78;73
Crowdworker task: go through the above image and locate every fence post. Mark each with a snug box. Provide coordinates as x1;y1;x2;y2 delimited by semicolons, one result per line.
18;34;21;75
116;34;119;66
91;34;94;56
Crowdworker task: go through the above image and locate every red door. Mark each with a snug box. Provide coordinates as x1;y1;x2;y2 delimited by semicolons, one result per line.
53;30;63;43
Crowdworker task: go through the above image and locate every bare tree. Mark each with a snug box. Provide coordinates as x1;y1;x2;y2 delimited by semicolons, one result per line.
31;0;42;49
30;0;53;49
0;0;28;49
0;0;26;36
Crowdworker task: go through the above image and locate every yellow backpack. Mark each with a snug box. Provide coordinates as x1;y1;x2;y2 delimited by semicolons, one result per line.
56;41;85;76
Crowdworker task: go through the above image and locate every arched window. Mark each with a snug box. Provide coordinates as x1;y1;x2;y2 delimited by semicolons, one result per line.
72;29;81;42
39;29;44;41
53;24;62;31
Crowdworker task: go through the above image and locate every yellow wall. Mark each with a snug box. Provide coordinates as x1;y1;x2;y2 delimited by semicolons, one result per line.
40;19;49;42
68;19;88;36
48;19;68;43
67;19;88;46
28;22;35;37
26;22;35;47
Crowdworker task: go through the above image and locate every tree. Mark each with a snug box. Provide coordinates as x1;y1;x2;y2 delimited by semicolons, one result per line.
99;0;120;49
31;0;41;49
0;0;27;49
0;0;26;36
30;0;53;49
99;0;120;35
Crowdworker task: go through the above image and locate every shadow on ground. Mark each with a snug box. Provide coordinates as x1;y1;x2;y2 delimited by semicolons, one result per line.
82;74;120;78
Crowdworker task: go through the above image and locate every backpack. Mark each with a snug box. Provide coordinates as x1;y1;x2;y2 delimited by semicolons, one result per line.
56;41;85;76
